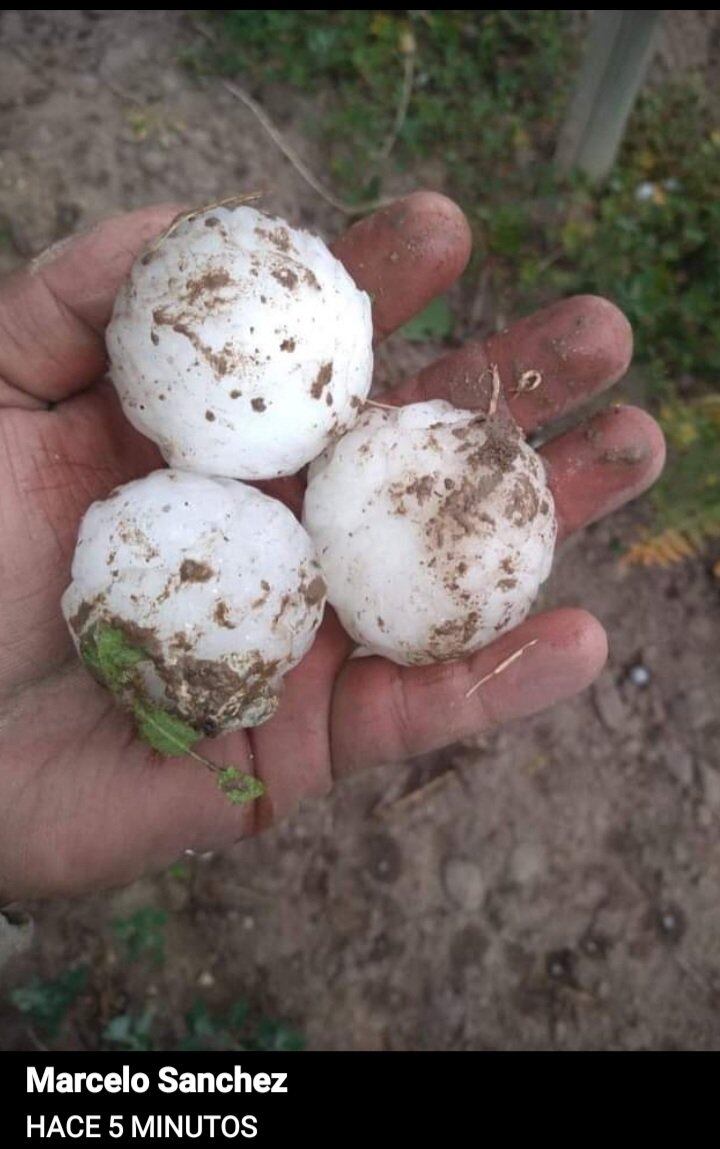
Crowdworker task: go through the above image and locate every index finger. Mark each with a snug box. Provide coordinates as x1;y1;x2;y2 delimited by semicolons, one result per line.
0;192;472;406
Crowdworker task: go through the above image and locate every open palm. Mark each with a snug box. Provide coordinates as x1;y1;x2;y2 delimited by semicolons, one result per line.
0;193;664;901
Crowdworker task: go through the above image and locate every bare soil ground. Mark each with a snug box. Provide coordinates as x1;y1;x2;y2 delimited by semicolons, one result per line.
1;10;719;1051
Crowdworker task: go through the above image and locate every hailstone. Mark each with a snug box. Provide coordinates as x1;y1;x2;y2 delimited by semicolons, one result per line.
106;203;373;480
303;401;557;665
62;469;326;732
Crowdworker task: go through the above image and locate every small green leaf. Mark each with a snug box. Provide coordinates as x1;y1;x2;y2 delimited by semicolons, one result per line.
250;1017;306;1051
103;1007;156;1052
134;703;202;757
112;907;168;966
184;999;215;1039
226;1000;250;1030
132;704;263;807
401;296;455;342
10;966;88;1038
217;766;265;805
81;624;146;692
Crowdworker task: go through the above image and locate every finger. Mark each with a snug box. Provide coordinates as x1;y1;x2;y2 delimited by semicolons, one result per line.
0;204;183;404
0;192;472;407
544;404;666;540
249;613;353;826
331;607;607;773
332;190;472;341
385;294;633;432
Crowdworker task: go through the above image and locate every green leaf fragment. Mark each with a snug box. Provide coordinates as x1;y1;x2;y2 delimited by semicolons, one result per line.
112;907;168;966
10;966;88;1038
133;703;202;757
217;767;265;805
134;704;264;806
103;1007;156;1052
79;627;263;806
80;623;146;692
250;1017;306;1052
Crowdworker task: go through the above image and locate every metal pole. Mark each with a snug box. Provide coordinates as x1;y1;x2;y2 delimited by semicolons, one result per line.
555;10;662;183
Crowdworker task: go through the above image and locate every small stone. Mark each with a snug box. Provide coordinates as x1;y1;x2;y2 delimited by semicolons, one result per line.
579;930;611;959
629;664;651;687
546;948;577;983
510;841;545;884
197;969;215;987
363;834;402;884
655;904;686;945
592;674;626;732
442;857;485;911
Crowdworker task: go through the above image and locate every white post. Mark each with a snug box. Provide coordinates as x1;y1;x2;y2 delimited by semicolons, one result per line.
555;10;662;182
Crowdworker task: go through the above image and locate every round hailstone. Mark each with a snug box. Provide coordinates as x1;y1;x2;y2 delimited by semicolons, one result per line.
303;401;557;665
106;203;373;480
62;469;326;731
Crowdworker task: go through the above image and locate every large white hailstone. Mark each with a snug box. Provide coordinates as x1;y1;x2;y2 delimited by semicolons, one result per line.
62;469;326;731
106;203;373;480
303;402;557;665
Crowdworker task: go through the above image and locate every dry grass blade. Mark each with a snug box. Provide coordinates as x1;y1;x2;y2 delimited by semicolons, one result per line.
221;80;391;216
144;193;263;258
376;29;417;162
487;363;501;418
364;398;398;411
464;638;538;699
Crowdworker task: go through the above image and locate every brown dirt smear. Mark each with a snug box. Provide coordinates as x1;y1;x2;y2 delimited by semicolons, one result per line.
311;361;334;399
213;601;236;629
179;559;214;583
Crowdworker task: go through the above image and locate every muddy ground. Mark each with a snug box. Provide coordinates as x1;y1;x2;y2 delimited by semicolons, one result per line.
0;10;719;1051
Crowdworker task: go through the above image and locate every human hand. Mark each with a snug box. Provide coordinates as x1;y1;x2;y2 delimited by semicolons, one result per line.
0;193;664;901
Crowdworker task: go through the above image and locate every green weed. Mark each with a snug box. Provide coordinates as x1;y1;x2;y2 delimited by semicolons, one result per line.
112;907;168;966
103;998;305;1052
9;966;88;1038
